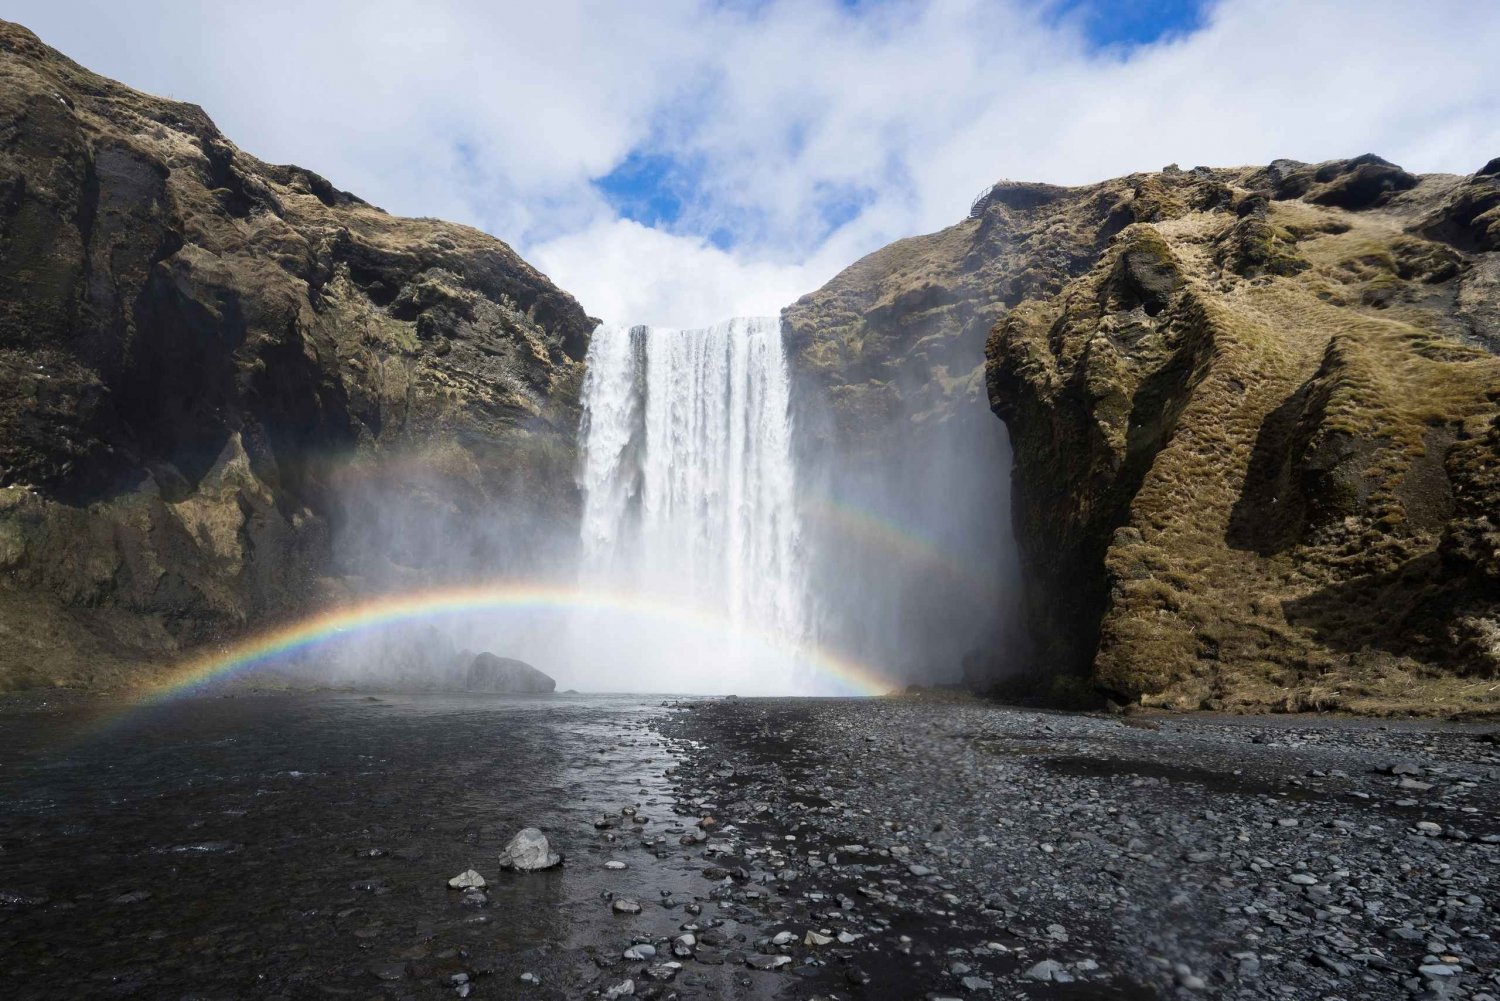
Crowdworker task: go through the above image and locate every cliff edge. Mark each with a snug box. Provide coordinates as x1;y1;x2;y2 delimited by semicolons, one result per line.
791;155;1500;714
0;21;594;689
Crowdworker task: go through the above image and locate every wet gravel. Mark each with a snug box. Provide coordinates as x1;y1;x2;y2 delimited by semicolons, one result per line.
658;696;1499;1000
0;692;780;1000
2;691;1496;1000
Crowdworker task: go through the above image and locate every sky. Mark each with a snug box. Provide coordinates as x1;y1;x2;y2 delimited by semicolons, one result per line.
10;0;1498;327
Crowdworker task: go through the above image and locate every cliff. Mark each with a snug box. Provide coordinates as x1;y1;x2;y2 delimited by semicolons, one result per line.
790;156;1500;715
0;22;594;690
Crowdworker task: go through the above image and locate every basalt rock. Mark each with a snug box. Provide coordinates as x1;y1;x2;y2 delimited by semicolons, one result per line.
465;652;556;694
793;155;1500;714
0;21;594;690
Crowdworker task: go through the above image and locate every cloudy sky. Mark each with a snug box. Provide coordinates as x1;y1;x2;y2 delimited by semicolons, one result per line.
12;1;1498;326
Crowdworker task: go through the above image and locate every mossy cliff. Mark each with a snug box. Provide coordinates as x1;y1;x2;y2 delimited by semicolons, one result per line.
0;21;594;690
792;157;1500;715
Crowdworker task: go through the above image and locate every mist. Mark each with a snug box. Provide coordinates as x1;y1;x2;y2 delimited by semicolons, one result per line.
283;314;1022;697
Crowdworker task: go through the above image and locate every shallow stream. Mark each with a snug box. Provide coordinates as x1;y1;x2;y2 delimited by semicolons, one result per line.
0;691;756;999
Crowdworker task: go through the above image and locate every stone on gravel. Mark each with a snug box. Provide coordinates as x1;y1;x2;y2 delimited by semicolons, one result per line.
1024;960;1065;981
746;954;792;971
447;869;486;890
498;827;561;870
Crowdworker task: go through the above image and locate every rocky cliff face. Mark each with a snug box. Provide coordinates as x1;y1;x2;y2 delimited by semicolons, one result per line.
781;190;1037;688
791;156;1500;714
0;22;594;690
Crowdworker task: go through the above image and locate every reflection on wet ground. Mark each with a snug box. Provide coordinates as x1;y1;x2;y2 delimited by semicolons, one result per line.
0;692;766;999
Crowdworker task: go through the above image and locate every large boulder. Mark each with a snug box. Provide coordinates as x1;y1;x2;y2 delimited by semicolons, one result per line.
465;653;556;694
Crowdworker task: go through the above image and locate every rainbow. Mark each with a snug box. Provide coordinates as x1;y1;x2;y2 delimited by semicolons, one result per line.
130;583;897;706
803;496;1005;605
311;447;1006;610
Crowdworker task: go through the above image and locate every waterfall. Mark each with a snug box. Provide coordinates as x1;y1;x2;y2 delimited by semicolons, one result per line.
576;317;810;692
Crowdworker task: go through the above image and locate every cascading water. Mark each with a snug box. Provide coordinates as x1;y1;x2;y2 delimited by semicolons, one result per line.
575;317;813;693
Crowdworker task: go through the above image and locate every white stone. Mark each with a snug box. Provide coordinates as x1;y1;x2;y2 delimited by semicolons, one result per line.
1024;960;1065;982
447;869;486;890
498;827;561;871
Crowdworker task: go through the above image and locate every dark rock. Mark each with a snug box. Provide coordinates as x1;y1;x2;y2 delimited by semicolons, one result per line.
0;21;593;690
465;653;556;694
1306;155;1418;209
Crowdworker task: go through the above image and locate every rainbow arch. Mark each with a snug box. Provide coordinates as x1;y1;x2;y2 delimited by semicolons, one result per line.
130;583;896;706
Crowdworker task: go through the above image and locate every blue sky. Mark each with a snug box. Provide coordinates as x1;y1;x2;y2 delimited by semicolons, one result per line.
7;0;1497;325
595;1;1213;238
1054;0;1208;48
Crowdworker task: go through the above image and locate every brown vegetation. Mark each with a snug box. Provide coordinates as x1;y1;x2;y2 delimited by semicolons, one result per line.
791;158;1499;716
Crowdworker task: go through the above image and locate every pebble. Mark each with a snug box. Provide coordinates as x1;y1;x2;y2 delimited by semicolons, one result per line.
746;954;792;971
1419;963;1461;977
1023;960;1064;982
446;869;486;890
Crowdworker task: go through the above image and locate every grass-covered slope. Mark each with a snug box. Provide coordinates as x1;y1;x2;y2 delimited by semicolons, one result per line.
789;154;1499;714
987;158;1500;714
0;21;594;689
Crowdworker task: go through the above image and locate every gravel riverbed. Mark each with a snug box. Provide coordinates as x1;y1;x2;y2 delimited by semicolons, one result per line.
2;692;1495;1000
655;695;1499;1000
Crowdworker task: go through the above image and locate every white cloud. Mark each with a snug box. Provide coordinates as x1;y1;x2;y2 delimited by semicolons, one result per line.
9;0;1498;326
531;217;833;329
